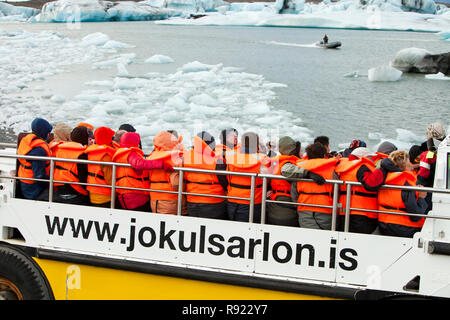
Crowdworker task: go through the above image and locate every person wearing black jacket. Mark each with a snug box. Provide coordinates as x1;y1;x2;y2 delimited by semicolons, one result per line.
376;151;428;237
53;126;90;205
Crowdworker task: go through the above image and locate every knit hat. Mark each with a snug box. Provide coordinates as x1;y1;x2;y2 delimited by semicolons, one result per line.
70;126;89;146
53;123;72;142
349;139;367;149
118;124;136;133
278;136;296;155
31;118;53;139
377;141;397;155
94;126;115;146
154;131;181;151
120;132;141;149
426;123;446;140
350;147;374;159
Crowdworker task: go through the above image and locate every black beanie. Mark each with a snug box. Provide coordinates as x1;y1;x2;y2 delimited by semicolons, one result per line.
118;124;136;133
70;126;89;146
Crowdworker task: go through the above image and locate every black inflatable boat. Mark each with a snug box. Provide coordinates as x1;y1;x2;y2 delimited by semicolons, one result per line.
316;41;341;49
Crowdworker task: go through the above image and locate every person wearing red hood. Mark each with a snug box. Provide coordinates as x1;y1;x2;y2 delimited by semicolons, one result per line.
183;131;228;220
113;132;172;211
147;131;184;215
85;127;116;207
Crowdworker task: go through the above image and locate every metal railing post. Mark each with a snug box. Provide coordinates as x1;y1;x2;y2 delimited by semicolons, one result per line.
344;183;352;232
110;164;117;209
331;183;339;231
249;175;256;223
177;169;184;216
48;159;54;203
261;177;268;224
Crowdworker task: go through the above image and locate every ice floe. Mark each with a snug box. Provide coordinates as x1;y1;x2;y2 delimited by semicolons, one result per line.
368;65;403;81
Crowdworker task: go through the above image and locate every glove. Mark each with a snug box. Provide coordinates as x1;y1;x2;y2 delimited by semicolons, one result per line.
306;170;326;185
163;162;174;173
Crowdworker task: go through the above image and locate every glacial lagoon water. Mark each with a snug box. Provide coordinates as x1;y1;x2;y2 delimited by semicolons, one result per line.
0;21;449;151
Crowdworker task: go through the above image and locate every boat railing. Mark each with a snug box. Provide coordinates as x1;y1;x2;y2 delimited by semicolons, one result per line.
1;152;450;233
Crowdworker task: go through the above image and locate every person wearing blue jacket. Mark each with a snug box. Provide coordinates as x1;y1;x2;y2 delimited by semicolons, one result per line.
17;118;53;200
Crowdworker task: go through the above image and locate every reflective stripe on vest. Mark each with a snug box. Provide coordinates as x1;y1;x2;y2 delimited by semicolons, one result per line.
296;158;338;214
226;152;269;205
270;155;299;201
183;139;225;204
377;171;425;229
17;134;51;184
85;144;116;196
112;147;149;195
336;158;378;218
53;142;88;196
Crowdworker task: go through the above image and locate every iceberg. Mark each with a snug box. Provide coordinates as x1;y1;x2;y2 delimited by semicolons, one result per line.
391;48;450;75
437;30;450;41
391;47;432;72
425;72;450;80
368;65;402;81
33;0;226;23
145;54;174;64
0;2;39;21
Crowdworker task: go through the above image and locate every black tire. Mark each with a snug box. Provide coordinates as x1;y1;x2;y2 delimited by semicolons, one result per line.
0;244;54;300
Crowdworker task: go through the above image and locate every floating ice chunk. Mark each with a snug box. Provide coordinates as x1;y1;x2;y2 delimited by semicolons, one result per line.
263;82;288;89
256;115;283;125
103;40;135;49
395;128;421;143
117;63;129;76
93;53;136;69
162;110;185;122
145;54;174;64
189;93;218;106
243;103;270;115
189;103;226;115
166;96;190;111
425;72;450;80
344;71;367;78
179;61;217;73
113;77;149;90
82;32;110;47
85;80;114;87
436;31;450;41
368;66;402;82
103;99;129;114
50;95;65;104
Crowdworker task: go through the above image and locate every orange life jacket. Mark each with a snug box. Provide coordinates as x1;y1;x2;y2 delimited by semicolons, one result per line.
296;158;338;214
147;150;181;200
378;171;425;229
335;158;378;218
53;142;88;196
112;147;149;195
372;152;388;166
85;144;116;196
48;140;64;156
183;137;225;204
112;141;121;150
270;155;299;200
226;151;270;205
17;133;51;184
